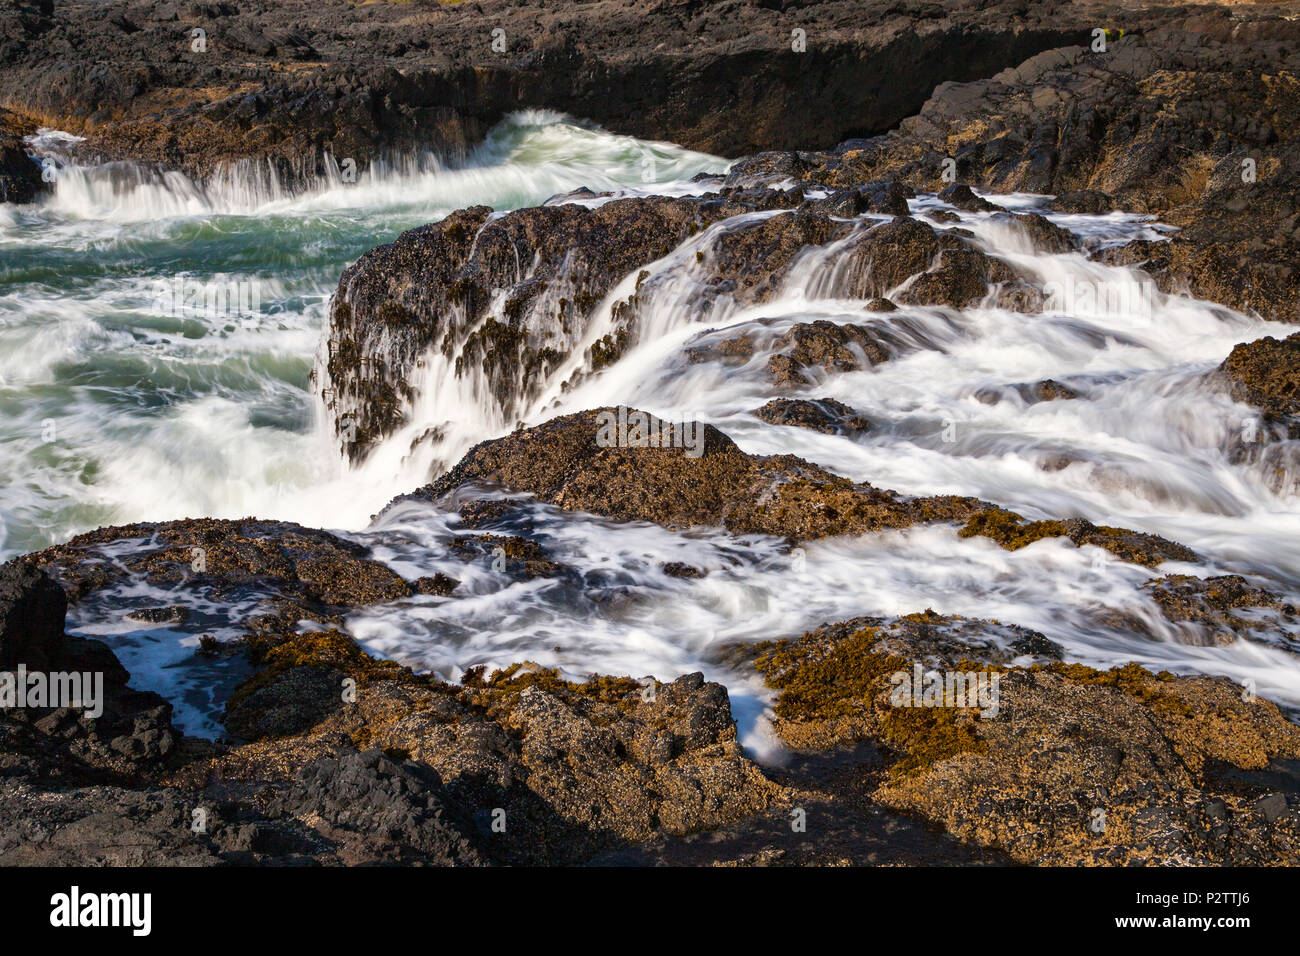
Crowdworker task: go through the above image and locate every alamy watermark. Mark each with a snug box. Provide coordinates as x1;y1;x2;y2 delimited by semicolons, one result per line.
50;886;151;936
595;406;705;459
0;664;104;719
890;663;1000;718
1042;277;1158;325
152;277;263;325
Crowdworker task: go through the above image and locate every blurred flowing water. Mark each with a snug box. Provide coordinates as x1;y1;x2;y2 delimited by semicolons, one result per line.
4;112;1300;742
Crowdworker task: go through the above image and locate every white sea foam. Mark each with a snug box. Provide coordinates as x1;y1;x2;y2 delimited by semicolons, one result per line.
4;115;1299;741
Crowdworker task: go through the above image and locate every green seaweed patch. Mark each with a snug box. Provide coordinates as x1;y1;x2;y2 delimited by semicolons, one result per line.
753;626;899;720
1044;660;1191;716
589;327;631;371
461;662;643;721
230;628;418;713
880;705;987;777
958;507;1194;567
752;626;989;777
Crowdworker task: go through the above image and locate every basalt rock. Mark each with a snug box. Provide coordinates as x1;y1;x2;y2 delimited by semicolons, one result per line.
686;310;959;385
973;379;1083;405
0;110;43;204
393;407;1202;569
193;658;782;865
747;614;1300;865
937;183;1003;213
753;398;872;436
1;546;780;864
326;196;1040;462
727;16;1300;318
1143;574;1300;648
1216;332;1300;434
957;508;1196;568
0;561;185;784
394;407;989;539
0;0;1112;186
324;191;783;463
29;517;418;612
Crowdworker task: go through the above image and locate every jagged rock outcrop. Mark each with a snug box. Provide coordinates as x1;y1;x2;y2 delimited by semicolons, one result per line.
727;16;1300;318
0;549;781;865
0;562;182;783
0;109;42;204
0;0;1122;187
326;200;1049;461
1216;331;1300;436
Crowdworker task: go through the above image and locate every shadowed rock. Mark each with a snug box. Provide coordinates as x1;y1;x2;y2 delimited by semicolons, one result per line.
743;613;1300;865
1217;332;1300;435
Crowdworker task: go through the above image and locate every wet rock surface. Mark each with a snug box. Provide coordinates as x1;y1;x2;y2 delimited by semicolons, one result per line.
395;408;1200;568
0;109;43;204
727;14;1300;319
326;201;1051;459
0;0;1114;184
1143;573;1300;647
6;0;1300;869
753;397;872;435
396;406;990;539
0;552;781;865
1217;331;1300;436
743;614;1300;865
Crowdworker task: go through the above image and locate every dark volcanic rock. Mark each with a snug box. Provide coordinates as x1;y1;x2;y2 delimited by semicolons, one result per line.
0;0;1106;184
0;559;68;669
323;192;778;462
325;195;1036;463
767;319;912;384
754;397;872;435
395;407;987;540
270;748;485;866
938;183;1003;213
0;561;183;782
974;378;1082;406
1050;189;1115;214
746;614;1300;865
1217;332;1300;431
957;509;1196;568
1143;574;1300;646
0;118;42;204
30;517;416;610
727;18;1300;318
392;407;1199;569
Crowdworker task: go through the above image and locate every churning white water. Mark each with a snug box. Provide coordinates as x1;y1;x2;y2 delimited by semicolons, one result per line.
0;112;723;556
5;113;1300;739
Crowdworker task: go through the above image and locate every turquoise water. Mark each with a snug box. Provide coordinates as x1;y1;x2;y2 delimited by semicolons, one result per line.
0;112;726;558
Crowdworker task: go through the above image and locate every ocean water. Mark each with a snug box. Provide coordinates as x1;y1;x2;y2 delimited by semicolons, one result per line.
0;111;722;556
4;112;1300;743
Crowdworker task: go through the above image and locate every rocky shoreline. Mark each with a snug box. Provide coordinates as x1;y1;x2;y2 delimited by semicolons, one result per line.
3;0;1300;866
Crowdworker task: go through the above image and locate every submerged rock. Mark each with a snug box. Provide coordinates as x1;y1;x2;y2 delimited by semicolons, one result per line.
957;508;1196;568
753;398;872;435
1143;574;1300;647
